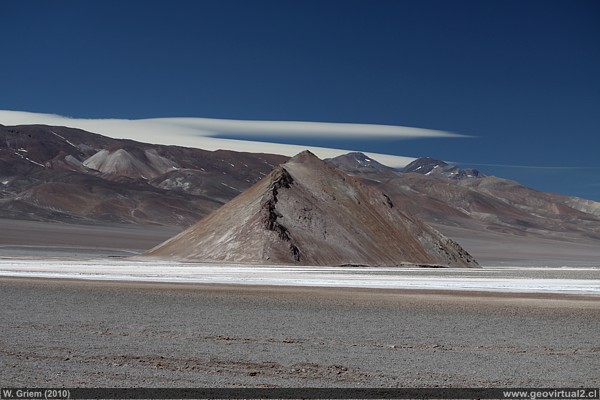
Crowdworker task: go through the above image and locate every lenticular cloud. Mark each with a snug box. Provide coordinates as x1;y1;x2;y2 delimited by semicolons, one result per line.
0;110;467;168
144;117;467;139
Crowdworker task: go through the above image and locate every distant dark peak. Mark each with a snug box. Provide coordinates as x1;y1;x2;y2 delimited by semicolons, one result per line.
326;152;392;172
403;157;448;174
346;152;370;160
451;168;484;179
403;157;484;180
332;152;375;163
346;152;379;165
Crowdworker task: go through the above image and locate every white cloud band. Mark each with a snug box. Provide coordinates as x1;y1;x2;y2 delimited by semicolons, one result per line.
0;110;466;168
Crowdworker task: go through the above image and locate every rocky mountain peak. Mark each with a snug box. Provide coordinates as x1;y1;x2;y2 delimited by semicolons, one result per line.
288;149;319;163
146;151;479;267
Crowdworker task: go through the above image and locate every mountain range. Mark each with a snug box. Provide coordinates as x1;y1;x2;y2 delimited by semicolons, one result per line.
328;153;600;242
0;124;286;226
1;123;600;250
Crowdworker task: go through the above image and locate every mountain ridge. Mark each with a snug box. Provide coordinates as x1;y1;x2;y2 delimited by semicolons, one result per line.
2;124;599;245
328;153;600;241
146;151;478;267
0;124;287;226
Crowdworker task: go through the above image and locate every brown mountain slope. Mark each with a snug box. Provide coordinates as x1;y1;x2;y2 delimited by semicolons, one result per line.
3;123;599;250
0;124;287;226
146;151;478;268
328;153;600;241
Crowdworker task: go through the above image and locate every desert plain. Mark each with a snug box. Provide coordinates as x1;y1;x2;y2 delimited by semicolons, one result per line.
0;218;599;388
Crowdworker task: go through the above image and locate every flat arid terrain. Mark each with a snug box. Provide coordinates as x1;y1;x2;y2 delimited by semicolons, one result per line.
1;278;599;387
0;219;599;388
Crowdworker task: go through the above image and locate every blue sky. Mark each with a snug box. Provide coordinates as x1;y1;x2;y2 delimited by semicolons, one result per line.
1;0;599;200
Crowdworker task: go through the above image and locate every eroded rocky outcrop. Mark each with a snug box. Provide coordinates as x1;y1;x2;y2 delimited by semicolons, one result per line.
261;167;300;261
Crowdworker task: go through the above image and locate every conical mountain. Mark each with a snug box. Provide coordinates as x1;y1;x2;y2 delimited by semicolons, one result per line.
146;151;478;267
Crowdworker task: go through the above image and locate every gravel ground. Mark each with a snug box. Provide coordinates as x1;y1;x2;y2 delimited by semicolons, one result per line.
1;278;598;387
